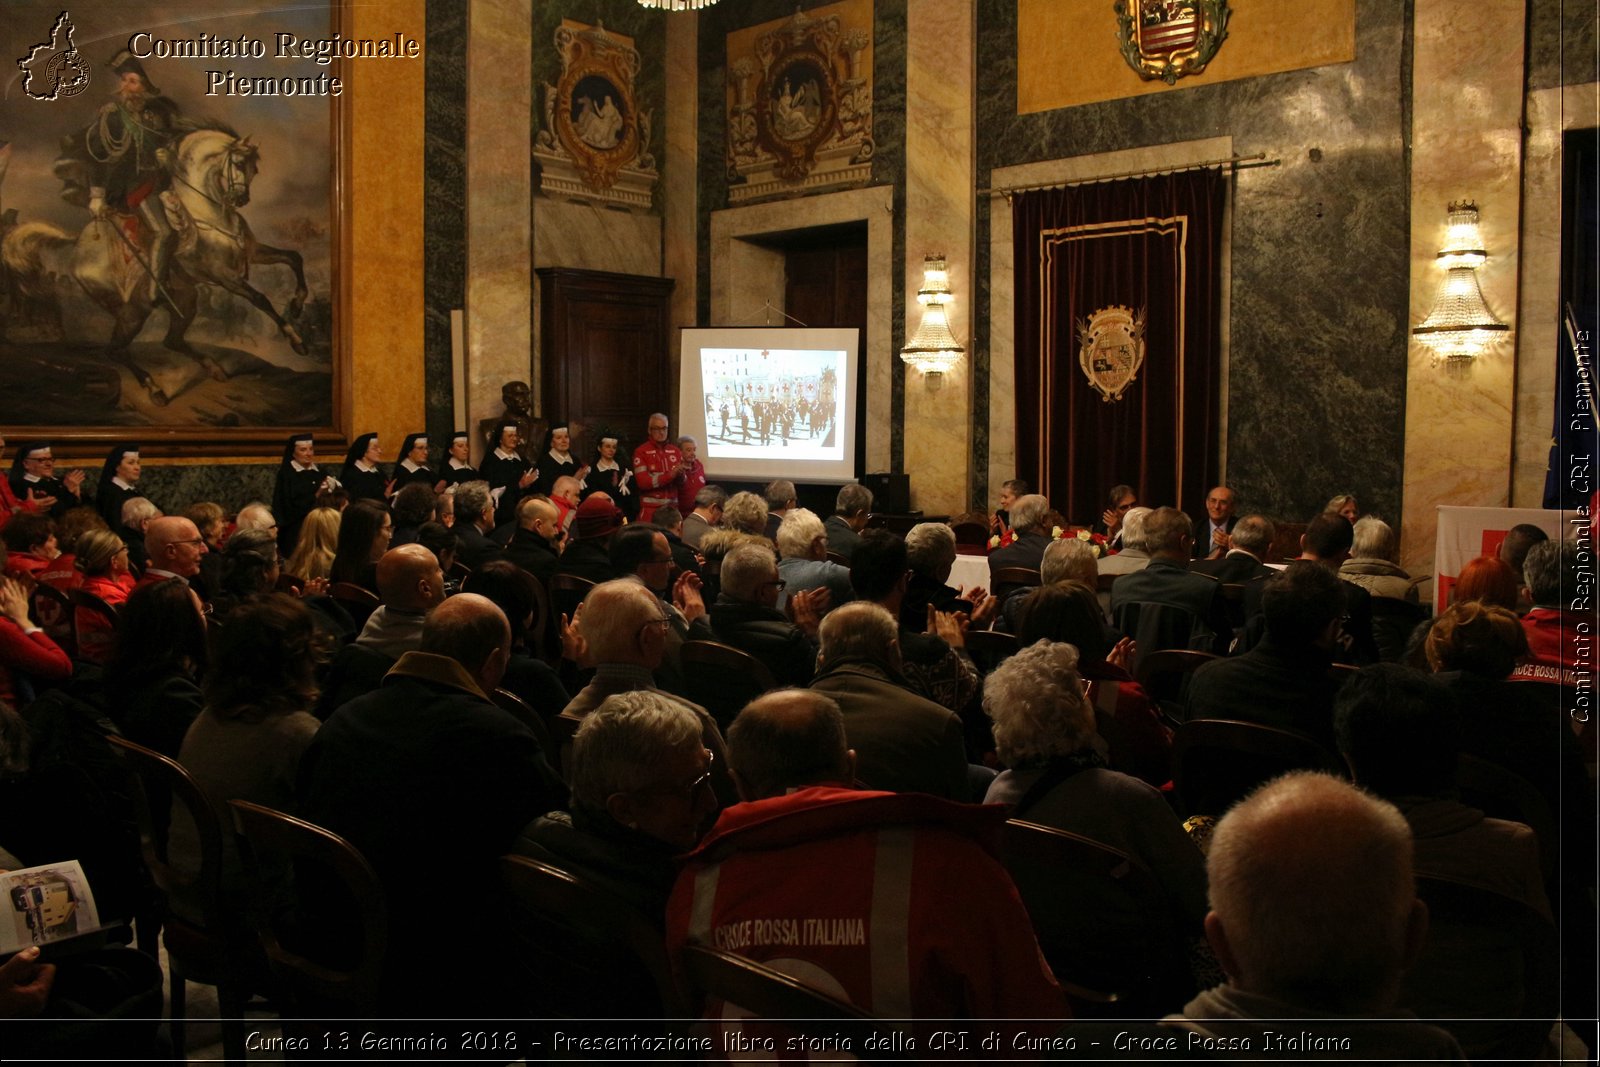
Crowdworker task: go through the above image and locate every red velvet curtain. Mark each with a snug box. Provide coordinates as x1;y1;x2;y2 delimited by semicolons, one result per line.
1012;170;1225;524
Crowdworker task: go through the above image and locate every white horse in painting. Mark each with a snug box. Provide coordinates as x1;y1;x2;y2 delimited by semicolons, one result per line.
2;125;309;406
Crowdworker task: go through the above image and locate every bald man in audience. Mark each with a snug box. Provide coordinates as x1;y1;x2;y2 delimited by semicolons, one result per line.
559;578;734;804
354;544;448;658
667;688;1064;1024
809;602;971;800
299;593;566;1015
138;515;207;587
1169;772;1462;1061
504;494;562;587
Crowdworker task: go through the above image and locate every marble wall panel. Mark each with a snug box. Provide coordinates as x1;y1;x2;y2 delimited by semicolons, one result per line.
466;1;534;437
133;464;278;516
697;0;908;471
1529;0;1599;89
902;0;974;515
1400;0;1524;574
424;0;467;450
1513;82;1600;507
976;0;1411;530
710;186;896;473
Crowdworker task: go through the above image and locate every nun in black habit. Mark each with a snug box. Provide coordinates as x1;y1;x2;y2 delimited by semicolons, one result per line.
340;433;390;503
273;434;332;552
438;430;479;491
393;433;435;489
95;443;147;529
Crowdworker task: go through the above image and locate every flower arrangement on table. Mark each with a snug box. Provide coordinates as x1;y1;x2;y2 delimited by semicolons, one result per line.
988;525;1111;557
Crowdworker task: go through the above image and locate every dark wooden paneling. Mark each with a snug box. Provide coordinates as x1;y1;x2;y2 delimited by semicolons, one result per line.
538;268;674;451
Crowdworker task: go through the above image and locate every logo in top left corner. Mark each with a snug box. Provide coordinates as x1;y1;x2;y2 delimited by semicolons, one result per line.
17;11;91;101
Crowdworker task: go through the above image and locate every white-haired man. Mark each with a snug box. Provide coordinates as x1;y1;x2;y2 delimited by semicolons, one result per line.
1097;505;1153;577
987;493;1053;578
775;507;853;612
1168;772;1462;1060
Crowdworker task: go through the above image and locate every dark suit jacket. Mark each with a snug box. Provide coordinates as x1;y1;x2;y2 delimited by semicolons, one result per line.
688;596;816;687
1190;513;1239;558
988;532;1051;578
455;521;505;571
1193;550;1273;584
808;659;970;801
823;515;863;561
1109;556;1229;654
1184;636;1344;750
504;525;559;588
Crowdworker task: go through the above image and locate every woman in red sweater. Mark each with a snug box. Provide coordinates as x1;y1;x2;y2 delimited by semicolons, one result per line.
0;571;72;708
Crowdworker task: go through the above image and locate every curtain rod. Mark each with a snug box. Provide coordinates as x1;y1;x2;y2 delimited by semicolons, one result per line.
979;153;1278;199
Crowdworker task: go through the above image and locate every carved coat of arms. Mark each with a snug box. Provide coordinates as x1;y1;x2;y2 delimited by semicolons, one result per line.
1076;306;1147;403
1114;0;1231;85
726;3;873;201
534;22;657;209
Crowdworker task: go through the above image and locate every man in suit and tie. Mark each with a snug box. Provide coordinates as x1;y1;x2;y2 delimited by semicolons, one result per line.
1192;485;1239;560
1194;514;1276;584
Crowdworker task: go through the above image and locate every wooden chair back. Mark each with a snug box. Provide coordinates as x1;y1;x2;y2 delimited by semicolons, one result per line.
548;573;596;631
1173;718;1345;817
680;639;779;731
991;566;1042;603
1403;875;1559;1061
492;687;553;750
228;800;388;1018
963;629;1020;673
1134;649;1219;726
679;944;887;1030
499;855;686;1020
999;819;1193;1014
1455;753;1559;882
107;735;224;931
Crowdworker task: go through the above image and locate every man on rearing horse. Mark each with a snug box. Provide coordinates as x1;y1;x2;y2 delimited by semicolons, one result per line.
80;51;186;305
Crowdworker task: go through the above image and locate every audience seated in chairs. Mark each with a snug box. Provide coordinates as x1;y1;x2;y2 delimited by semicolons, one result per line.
824;483;873;562
1110;507;1230;658
102;579;208;758
1333;663;1548;917
988;493;1054;578
775;508;854;612
1184;562;1349;750
118;497;161;580
169;595;323;922
0;566;71;710
462;560;569;721
327;499;391;595
40;506;109;592
688;542;823;688
1000;535;1103;633
138;515;210;592
1339;516;1416;602
2;512;60;582
982;640;1205;932
502;494;562;588
1167;772;1464;1060
849;529;980;715
808;602;974;801
1191;513;1275;584
1014;583;1172;786
299;593;566;1017
447;481;503;572
900;521;978;630
666;688;1065;1027
73;530;134;607
1516;539;1587;680
282;506;339;584
352;543;447;659
1097;506;1153;577
514;690;714;924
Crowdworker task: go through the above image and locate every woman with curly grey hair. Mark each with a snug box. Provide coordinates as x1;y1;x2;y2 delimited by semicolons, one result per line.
983;640;1207;931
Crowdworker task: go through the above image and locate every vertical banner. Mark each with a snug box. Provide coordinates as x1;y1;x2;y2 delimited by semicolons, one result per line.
1545;128;1598;511
1012;170;1224;524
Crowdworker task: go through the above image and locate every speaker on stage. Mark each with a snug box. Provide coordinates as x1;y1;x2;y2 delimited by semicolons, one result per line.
862;472;910;514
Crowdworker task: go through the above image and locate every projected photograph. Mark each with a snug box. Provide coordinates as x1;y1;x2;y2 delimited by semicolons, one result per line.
700;347;843;461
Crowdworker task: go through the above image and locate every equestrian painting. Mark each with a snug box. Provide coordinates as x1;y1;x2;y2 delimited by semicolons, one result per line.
0;2;339;439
